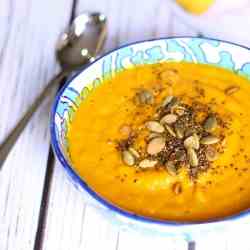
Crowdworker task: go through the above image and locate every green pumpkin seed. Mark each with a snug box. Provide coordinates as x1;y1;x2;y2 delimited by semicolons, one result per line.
161;96;173;107
146;121;165;133
185;128;196;138
165;161;178;176
148;133;161;140
147;136;166;155
135;89;154;105
122;150;135;166
174;106;186;116
165;124;176;137
175;149;186;161
167;96;179;109
128;147;140;158
174;124;184;139
205;146;219;161
187;148;198;167
160;114;178;124
224;85;240;95
204;115;217;132
139;159;158;168
172;182;182;195
119;124;131;136
200;135;220;145
184;134;199;150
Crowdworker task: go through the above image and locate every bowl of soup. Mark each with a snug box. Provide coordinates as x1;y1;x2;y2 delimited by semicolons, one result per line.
50;37;250;240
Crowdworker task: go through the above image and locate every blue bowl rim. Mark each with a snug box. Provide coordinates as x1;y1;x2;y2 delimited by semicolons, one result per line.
50;36;250;227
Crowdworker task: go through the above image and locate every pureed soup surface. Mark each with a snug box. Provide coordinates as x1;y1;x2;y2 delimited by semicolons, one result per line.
68;62;250;222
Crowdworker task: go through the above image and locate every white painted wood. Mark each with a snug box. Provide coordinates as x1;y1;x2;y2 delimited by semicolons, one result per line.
118;230;188;250
0;0;73;249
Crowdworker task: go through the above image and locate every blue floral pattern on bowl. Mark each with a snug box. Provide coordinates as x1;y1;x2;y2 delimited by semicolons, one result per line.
50;37;250;241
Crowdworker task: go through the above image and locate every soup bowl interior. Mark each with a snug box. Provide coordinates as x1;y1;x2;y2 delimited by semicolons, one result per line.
51;37;250;239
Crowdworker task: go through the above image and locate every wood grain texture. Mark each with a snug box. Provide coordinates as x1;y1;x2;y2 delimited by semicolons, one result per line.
42;1;198;250
0;0;73;249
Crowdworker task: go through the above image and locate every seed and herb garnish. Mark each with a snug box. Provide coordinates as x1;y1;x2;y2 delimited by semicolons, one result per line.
117;90;228;181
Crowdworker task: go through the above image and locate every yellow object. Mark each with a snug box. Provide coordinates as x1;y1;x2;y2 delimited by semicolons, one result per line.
68;62;250;222
176;0;215;14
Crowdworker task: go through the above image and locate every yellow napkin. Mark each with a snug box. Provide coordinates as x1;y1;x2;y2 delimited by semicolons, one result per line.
176;0;215;14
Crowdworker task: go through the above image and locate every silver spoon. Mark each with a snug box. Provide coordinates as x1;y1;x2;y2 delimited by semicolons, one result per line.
0;12;107;169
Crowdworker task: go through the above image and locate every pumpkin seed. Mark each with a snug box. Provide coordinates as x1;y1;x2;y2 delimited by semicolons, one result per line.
165;124;176;137
160;114;178;124
205;146;219;161
174;106;185;116
172;182;182;195
175;149;186;161
161;96;173;107
139;159;158;168
119;124;131;136
147;136;166;155
200;135;220;145
165;161;177;176
148;133;161;140
224;85;240;95
122;150;135;166
184;134;200;150
187;148;198;167
128;147;140;158
167;96;179;109
185;128;196;137
190;167;198;179
146;121;165;133
204;115;217;132
174;124;184;139
135;89;154;105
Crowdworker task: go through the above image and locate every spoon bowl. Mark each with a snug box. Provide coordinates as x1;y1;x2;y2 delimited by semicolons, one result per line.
56;12;107;71
0;12;107;169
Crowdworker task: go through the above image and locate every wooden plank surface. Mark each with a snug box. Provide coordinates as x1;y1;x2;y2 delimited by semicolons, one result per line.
42;1;198;250
0;0;74;249
3;0;249;249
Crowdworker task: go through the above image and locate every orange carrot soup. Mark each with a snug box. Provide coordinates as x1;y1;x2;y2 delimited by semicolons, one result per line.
68;62;250;222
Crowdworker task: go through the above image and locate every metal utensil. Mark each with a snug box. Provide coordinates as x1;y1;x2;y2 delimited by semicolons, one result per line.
0;12;107;169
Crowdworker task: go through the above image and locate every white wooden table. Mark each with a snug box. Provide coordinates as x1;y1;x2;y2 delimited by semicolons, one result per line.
1;1;250;249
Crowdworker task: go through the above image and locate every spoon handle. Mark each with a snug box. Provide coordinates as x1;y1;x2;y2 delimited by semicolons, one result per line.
0;70;68;169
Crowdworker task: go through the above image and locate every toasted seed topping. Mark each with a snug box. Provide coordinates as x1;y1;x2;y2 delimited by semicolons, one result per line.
117;90;227;181
119;124;131;136
174;106;186;116
205;146;219;161
122;150;135;166
224;85;240;95
166;161;178;176
148;133;161;140
200;135;220;145
184;134;200;150
135;89;154;105
187;148;198;167
172;182;182;195
139;159;158;168
146;121;165;133
175;149;186;161
167;96;179;109
165;124;176;137
185;128;196;138
160;114;178;124
161;96;173;107
204;115;217;132
128;147;140;158
147;136;166;155
174;124;185;139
